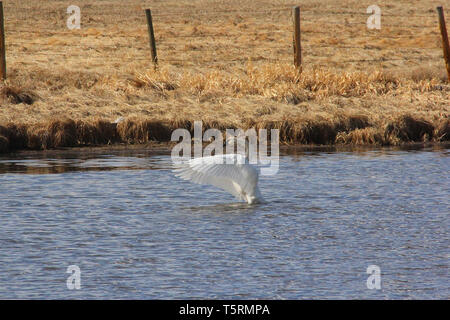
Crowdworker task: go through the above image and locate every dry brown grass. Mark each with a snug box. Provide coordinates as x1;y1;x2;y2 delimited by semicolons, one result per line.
0;0;449;153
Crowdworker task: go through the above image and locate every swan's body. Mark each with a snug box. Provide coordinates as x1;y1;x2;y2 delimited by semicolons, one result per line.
174;154;263;204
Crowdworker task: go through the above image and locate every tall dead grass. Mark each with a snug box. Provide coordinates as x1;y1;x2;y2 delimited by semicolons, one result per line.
0;63;448;153
0;114;447;153
132;64;406;103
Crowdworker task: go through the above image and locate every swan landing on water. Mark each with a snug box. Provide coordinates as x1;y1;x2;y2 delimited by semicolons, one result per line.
174;153;263;205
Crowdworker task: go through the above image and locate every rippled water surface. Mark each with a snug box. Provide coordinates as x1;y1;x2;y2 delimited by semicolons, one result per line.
0;147;448;299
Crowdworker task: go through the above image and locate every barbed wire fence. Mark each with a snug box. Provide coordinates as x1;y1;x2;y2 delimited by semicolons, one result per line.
1;3;449;79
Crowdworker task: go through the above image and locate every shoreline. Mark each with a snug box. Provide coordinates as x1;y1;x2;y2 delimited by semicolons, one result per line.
1;115;450;154
0;117;448;156
0;116;449;155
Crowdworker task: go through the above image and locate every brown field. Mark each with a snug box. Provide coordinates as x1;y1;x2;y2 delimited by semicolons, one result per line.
0;0;449;153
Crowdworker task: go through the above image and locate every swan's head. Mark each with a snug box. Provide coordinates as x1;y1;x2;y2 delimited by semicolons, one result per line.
246;194;263;205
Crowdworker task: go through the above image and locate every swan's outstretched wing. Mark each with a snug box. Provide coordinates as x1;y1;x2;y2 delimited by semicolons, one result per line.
174;154;259;202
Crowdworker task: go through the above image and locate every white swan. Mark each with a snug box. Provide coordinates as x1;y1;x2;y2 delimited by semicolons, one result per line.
174;153;263;205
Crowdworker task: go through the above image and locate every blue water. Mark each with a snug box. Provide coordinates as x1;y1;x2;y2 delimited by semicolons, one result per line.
0;147;448;299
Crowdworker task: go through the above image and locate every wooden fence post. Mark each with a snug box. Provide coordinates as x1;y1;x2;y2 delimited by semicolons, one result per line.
437;6;450;82
0;1;6;80
145;9;158;69
293;6;302;71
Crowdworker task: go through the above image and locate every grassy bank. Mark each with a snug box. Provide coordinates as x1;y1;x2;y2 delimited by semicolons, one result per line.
0;0;449;153
1;111;449;153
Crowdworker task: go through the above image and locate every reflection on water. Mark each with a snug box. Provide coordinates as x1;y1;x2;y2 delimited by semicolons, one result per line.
0;148;171;174
0;146;448;299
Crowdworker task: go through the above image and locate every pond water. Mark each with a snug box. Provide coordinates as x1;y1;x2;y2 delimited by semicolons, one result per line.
0;146;448;299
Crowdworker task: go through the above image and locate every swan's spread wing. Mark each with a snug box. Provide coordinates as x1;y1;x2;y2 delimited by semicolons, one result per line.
174;154;259;201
